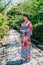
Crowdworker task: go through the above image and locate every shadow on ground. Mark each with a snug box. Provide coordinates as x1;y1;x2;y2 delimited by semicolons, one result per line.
6;59;30;65
6;60;21;65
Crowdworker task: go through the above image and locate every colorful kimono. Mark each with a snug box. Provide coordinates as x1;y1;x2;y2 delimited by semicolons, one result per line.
20;21;33;61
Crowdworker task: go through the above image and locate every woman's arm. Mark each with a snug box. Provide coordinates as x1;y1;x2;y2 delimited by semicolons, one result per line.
26;22;33;33
20;29;26;33
20;25;26;33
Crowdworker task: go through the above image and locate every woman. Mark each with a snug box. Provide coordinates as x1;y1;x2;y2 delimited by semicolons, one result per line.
20;14;33;62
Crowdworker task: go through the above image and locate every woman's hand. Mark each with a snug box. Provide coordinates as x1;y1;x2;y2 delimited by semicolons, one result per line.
20;30;26;33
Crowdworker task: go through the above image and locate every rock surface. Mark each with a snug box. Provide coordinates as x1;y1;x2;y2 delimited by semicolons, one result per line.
0;29;43;65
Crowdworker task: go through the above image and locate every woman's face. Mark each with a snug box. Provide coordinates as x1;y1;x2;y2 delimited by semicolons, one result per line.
23;16;28;21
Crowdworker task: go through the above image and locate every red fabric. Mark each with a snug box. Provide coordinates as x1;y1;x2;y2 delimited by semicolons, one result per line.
29;27;33;32
24;42;27;47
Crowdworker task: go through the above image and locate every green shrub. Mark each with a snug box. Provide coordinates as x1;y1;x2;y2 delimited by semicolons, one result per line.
33;23;43;43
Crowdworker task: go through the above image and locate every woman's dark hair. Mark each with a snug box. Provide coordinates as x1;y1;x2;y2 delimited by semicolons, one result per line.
23;14;28;18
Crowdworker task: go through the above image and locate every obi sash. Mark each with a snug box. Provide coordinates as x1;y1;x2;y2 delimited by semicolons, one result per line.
21;26;29;30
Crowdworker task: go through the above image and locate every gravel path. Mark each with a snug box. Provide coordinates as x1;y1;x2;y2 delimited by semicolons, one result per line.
0;30;43;65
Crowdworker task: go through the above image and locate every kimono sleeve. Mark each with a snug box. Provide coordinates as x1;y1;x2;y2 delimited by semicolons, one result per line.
26;22;33;33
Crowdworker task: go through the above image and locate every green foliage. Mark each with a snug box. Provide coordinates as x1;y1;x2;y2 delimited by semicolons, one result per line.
0;0;5;12
33;23;43;43
7;0;43;43
0;12;9;41
7;0;43;24
0;0;43;43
